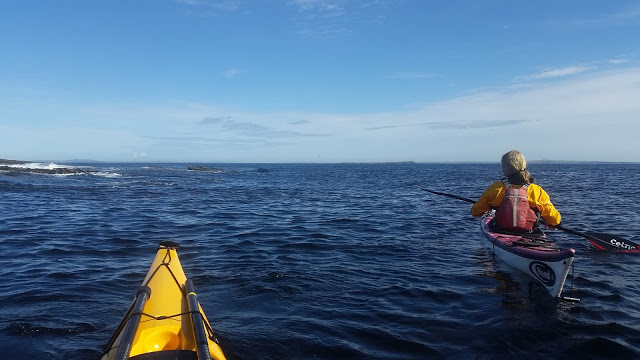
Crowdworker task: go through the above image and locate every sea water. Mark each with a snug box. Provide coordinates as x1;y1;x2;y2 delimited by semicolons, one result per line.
1;162;639;359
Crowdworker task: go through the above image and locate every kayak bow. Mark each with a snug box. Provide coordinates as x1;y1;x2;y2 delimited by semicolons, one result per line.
100;241;226;360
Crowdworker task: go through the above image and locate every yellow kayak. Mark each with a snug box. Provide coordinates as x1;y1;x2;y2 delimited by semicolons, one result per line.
99;241;226;360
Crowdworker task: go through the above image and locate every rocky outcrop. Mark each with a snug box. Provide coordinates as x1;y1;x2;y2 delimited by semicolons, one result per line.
0;158;90;175
0;165;88;175
187;166;224;172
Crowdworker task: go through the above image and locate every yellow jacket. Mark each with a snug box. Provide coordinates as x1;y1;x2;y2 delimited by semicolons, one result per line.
471;181;562;226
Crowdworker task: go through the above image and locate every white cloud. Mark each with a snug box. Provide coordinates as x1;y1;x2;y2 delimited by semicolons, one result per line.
2;67;640;162
608;58;629;64
513;65;594;81
223;68;247;78
288;0;342;12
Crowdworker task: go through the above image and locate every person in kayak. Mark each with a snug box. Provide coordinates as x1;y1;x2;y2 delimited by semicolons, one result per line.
471;150;561;232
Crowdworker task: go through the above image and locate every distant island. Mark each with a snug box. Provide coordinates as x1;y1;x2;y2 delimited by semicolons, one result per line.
340;161;417;164
0;158;27;165
187;166;224;172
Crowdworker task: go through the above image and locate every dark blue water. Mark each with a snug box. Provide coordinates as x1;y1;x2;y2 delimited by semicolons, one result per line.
1;163;639;360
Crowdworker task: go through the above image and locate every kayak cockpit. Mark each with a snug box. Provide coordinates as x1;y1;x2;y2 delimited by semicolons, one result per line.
131;350;199;360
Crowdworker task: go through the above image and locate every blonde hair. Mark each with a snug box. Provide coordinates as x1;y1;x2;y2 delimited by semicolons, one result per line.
501;150;530;184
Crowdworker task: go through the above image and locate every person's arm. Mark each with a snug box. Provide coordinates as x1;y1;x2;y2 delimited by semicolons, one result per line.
530;185;562;226
471;182;504;217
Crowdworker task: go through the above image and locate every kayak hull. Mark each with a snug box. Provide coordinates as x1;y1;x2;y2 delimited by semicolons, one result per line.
100;241;226;360
480;216;575;298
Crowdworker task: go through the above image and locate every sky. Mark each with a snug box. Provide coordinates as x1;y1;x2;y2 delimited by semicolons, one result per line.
1;0;640;163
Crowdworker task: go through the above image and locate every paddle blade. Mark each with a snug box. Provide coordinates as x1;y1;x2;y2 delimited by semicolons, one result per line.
583;232;640;253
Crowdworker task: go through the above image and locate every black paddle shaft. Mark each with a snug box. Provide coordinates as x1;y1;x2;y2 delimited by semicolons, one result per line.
420;188;475;204
114;286;152;360
185;279;213;360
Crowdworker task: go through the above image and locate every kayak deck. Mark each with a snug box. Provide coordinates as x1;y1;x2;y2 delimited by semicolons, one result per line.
100;241;226;360
480;215;575;298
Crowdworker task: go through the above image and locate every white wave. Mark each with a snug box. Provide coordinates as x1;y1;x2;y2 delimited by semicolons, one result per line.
3;162;87;171
92;171;122;178
1;161;121;177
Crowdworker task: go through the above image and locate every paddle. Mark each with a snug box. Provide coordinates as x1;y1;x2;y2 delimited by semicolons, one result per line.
420;187;640;253
419;187;475;204
554;225;639;252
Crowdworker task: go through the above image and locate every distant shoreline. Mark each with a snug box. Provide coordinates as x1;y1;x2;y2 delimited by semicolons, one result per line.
1;158;638;165
0;158;28;165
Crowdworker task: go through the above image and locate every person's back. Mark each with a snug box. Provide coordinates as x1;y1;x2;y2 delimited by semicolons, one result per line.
493;180;538;232
471;150;561;231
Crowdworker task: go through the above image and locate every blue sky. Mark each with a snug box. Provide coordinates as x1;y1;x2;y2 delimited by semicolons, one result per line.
1;0;639;163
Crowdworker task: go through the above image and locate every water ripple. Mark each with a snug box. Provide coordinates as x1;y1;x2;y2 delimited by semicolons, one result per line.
0;163;639;359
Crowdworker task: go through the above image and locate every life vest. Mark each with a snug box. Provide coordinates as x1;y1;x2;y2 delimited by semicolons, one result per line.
494;180;538;232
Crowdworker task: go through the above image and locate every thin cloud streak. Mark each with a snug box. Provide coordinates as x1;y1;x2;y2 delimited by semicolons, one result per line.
175;0;243;11
365;120;528;131
545;4;640;28
286;0;387;38
387;72;439;80
197;116;330;138
144;135;298;150
288;0;342;13
609;59;629;64
514;65;594;81
199;116;232;124
223;68;247;78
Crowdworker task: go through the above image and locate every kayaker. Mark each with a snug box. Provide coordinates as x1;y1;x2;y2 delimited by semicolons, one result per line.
471;150;561;232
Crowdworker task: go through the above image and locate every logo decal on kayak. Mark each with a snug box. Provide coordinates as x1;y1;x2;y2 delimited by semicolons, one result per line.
529;261;556;286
